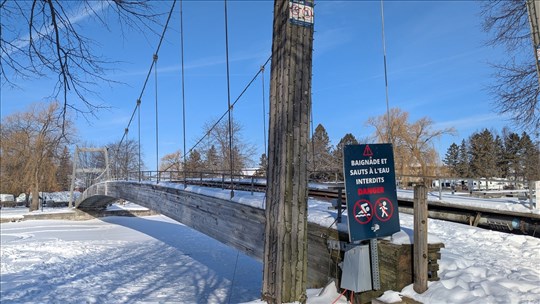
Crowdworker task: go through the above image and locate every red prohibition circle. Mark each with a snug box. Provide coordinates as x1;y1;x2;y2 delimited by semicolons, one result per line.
374;197;394;222
352;199;373;225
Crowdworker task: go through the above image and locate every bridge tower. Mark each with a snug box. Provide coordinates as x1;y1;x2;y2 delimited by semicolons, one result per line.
262;1;314;303
68;147;110;207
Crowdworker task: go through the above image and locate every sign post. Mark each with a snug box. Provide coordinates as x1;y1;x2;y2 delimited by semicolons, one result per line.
343;144;400;242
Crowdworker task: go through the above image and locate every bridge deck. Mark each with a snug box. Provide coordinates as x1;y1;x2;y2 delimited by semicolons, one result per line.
76;180;444;291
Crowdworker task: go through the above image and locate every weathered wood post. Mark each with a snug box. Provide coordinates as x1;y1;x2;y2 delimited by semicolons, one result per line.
262;0;314;303
413;184;428;293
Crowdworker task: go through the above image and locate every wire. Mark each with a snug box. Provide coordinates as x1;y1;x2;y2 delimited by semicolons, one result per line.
380;0;393;145
331;288;347;304
117;0;177;156
224;0;234;198
261;65;267;156
227;249;241;304
154;53;159;183
138;99;141;181
182;56;272;163
180;0;187;188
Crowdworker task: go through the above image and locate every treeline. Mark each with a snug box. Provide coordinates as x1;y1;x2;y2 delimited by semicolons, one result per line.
159;119;257;177
307;108;455;181
0;103;74;210
443;128;539;181
5;102;536;212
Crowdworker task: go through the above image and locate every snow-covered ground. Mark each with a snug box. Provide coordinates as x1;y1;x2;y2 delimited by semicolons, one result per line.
1;188;539;303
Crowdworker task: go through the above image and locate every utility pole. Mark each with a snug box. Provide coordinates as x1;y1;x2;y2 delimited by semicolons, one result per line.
526;0;540;84
262;1;314;303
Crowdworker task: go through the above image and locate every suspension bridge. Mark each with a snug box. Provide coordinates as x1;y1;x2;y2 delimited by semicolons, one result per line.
65;1;539;303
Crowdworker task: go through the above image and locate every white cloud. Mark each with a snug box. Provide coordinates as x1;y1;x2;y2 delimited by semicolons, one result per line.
4;1;110;56
434;113;509;130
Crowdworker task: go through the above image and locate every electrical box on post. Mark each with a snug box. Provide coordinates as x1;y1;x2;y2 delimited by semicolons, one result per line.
340;244;372;293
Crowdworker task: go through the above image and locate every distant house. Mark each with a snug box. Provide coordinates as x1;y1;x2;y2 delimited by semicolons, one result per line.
241;168;259;177
0;194;16;207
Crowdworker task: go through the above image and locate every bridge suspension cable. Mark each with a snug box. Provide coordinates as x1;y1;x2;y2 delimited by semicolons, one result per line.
116;0;178;177
154;53;159;182
224;0;234;198
180;0;187;187
182;56;272;164
261;65;267;156
112;1;270;184
380;0;393;145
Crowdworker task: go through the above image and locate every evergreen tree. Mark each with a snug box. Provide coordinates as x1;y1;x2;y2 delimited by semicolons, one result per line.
56;146;72;191
456;140;470;177
309;124;334;181
503;132;522;180
333;133;358;170
204;145;219;173
255;153;268;177
443;143;460;176
185;150;203;177
494;135;505;178
469;129;498;178
519;132;540;181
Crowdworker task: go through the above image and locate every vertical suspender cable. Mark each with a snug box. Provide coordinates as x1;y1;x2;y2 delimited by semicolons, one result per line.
261;66;267;156
125;128;129;179
223;6;239;298
138;99;141;182
380;0;392;145
116;1;176;183
310;109;315;173
224;0;234;198
180;0;187;188
154;54;159;183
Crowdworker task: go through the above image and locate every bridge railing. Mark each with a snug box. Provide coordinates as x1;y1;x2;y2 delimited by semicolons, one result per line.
103;169;535;206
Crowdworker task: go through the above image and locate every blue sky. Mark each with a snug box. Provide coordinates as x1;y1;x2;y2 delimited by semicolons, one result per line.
1;1;521;169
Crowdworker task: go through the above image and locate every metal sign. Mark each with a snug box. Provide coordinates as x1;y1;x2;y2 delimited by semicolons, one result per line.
289;0;314;27
343;144;400;242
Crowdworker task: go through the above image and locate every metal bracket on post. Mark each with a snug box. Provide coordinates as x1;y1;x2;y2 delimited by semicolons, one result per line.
336;187;343;223
328;184;344;223
326;239;347;251
370;238;381;290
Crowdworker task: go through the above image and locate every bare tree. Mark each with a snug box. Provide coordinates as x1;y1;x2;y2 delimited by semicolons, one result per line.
159;149;182;172
480;0;540;131
367;108;456;179
107;139;143;180
199;118;256;173
0;102;74;211
0;1;163;128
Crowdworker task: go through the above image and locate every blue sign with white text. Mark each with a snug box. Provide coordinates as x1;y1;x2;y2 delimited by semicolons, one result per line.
343;144;400;242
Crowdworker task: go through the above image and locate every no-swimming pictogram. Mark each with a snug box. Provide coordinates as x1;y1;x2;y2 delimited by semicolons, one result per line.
353;199;373;224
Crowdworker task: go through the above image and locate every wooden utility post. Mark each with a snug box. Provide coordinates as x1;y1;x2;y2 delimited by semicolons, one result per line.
262;1;314;303
413;184;428;293
527;0;540;84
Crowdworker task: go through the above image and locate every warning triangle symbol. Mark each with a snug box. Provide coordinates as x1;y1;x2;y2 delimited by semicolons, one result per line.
363;145;373;157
